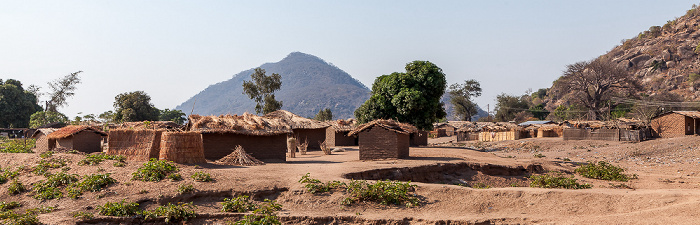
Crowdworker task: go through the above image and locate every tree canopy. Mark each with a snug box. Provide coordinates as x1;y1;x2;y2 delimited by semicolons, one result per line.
494;93;529;122
354;61;447;130
0;79;42;128
113;91;160;122
159;108;187;125
45;71;82;112
448;79;482;121
314;108;333;121
242;68;283;115
29;111;68;128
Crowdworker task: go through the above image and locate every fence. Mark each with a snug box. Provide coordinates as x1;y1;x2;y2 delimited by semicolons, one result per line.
563;128;648;142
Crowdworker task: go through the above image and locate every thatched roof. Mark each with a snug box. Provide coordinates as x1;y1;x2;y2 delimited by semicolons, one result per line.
187;113;292;136
524;124;562;131
30;128;58;138
264;110;330;129
562;120;609;129
327;119;357;132
348;119;418;136
46;125;107;140
457;122;520;132
118;121;184;130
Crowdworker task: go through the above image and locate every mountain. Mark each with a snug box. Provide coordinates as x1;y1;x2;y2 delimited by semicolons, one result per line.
175;52;370;119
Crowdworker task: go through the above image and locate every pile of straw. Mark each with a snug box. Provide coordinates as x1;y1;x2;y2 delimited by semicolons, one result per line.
298;138;308;155
287;137;297;158
216;145;265;166
159;132;206;164
319;141;332;155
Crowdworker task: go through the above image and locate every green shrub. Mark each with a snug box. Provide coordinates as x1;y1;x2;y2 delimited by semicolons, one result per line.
0;139;35;153
533;153;545;158
231;200;281;225
143;202;197;223
529;174;591;189
0;202;21;211
32;185;63;200
8;179;26;195
132;159;178;182
298;173;344;193
1;212;39;225
66;186;82;199
39;151;54;159
221;195;257;213
0;167;21;184
79;153;126;166
343;179;419;207
168;173;182;181
471;183;491;189
71;211;94;220
113;161;125;167
97;200;140;217
575;161;634;181
78;173;117;192
32;159;68;176
43;172;79;187
191;171;213;182
25;206;54;214
177;184;195;194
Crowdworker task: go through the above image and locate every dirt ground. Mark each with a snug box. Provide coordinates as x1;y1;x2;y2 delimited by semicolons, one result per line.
4;135;700;224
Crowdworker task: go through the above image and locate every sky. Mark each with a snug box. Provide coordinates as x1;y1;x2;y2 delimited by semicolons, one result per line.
1;0;698;119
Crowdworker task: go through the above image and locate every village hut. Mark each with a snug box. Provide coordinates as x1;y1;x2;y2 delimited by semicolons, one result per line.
650;111;700;138
432;123;456;137
187;113;292;162
46;125;107;153
348;119;417;160
410;130;429;146
117;121;184;130
455;122;480;141
159;132;206;164
478;122;522;142
522;124;563;138
264;110;330;150
30;128;58;152
325;119;358;147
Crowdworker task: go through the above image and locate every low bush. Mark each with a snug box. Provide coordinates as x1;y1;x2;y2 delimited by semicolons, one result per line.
32;185;63;200
79;153;126;166
230;200;281;225
71;211;94;220
221;195;257;213
191;172;213;182
143;202;197;223
39;151;54;159
78;173;117;192
0;202;21;211
8;179;26;195
97;200;140;217
177;184;195;194
0;167;21;184
168;173;182;181
575;161;634;182
0;139;35;153
529;174;591;189
0;212;39;225
42;172;79;188
298;173;345;193
471;183;491;189
113;161;125;167
26;206;54;214
32;159;68;176
343;180;419;207
132;159;178;182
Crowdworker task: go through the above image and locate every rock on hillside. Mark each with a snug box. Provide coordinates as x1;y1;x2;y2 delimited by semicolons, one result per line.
581;6;700;101
175;52;370;119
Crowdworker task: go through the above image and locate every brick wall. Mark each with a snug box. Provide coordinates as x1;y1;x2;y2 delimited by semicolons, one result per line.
202;133;286;162
651;113;689;138
71;132;103;153
358;126;409;160
293;128;326;150
410;130;428;146
326;127;356;146
34;133;51;152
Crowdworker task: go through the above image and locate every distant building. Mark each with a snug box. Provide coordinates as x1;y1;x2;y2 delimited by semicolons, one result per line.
651;111;700;138
349;119;415;160
47;125;107;153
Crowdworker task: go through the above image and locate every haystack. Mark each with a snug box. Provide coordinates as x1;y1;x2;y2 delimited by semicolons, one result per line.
216;145;265;166
159;132;206;164
265;110;330;150
107;129;162;161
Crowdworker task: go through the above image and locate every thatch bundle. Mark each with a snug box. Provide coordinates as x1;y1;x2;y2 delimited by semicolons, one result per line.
107;129;162;161
481;122;521;132
159;132;206;164
328;119;357;132
119;121;184;131
187;113;292;135
298;139;308;155
264;110;330;129
348;119;418;136
287;137;297;158
319;140;331;155
216;145;265;166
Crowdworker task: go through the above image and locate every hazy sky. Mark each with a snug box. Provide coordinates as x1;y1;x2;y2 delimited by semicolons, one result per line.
2;1;697;118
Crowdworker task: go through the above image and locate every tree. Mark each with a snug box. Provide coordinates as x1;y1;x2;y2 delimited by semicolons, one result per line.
113;91;160;122
45;71;82;112
448;80;482;121
494;93;529;122
314;108;333;121
0;79;42;128
98;110;117;124
29;111;68;128
242;68;283;115
528;104;549;120
159;108;187;125
354;61;447;130
552;59;639;120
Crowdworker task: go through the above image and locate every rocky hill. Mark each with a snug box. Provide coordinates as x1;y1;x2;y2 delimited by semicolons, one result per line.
175;52;370;119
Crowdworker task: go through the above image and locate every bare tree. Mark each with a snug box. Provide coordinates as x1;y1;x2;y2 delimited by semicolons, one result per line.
46;71;82;112
553;59;638;120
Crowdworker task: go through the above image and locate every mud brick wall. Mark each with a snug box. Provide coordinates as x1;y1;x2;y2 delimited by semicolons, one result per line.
410;130;428;146
651;113;691;138
293;128;326;150
479;130;520;142
358;126;409;160
56;131;102;153
202;133;287;162
33;133;51;153
326;127;356;146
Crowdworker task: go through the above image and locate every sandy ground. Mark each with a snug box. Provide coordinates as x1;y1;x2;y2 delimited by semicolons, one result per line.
4;136;700;224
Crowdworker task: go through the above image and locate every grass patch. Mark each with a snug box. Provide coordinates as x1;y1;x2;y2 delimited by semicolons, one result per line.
39;151;54;159
575;161;635;181
0;212;39;225
471;183;491;189
533;153;545;158
221;195;257;213
32;158;68;176
177;184;195;194
191;171;213;182
132;159;178;182
97;200;140;217
0;167;21;184
298;173;345;193
142;202;197;223
71;211;94;220
78;153;126;166
168;173;182;181
0;139;35;153
0;202;21;211
229;200;281;225
8;179;26;195
529;174;591;189
78;173;117;192
300;173;419;207
113;161;125;167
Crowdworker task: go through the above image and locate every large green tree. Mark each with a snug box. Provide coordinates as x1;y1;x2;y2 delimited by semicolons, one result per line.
0;79;42;128
242;68;283;115
159;108;187;125
314;108;333;121
448;79;482;121
113;91;160;122
494;93;529;122
29;111;68;128
354;61;447;130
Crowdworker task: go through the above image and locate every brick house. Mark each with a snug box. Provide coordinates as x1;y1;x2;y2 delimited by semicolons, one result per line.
433;123;456;137
349;119;416;160
30;128;58;152
46;125;107;153
265;110;330;150
187;114;292;162
650;111;700;138
325;119;358;147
